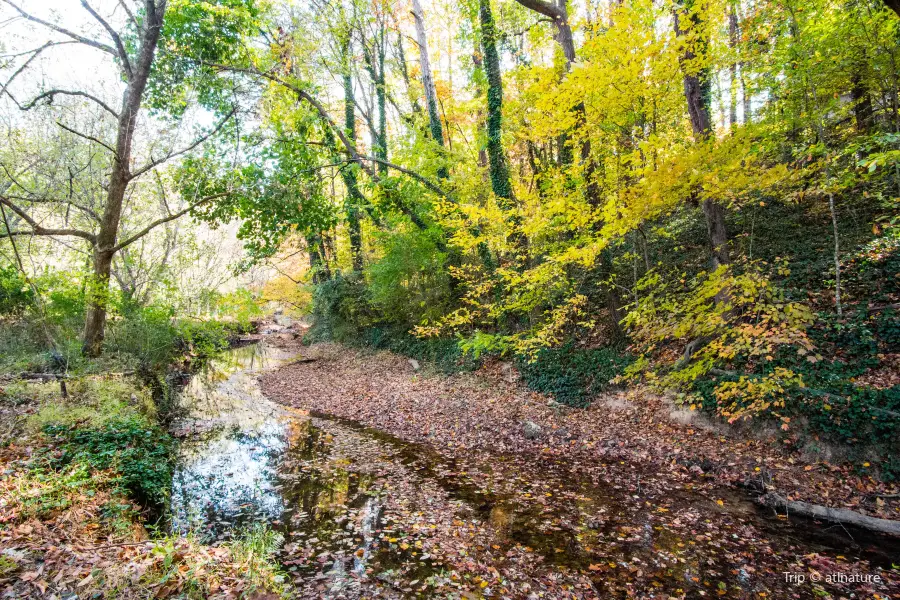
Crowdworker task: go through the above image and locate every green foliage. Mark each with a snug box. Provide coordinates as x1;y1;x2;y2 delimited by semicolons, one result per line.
623;262;816;421
307;271;373;341
214;288;265;329
106;303;179;370
0;265;33;316
227;523;287;592
367;229;452;326
144;0;266;116
175;319;235;357
518;343;633;408
360;325;480;374
43;416;174;507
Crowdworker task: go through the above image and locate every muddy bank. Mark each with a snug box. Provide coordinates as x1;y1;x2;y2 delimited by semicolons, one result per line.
261;342;900;599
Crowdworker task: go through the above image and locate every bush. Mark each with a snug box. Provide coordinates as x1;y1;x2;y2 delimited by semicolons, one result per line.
175;319;233;358
26;378;173;507
0;265;33;316
367;229;452;327
106;303;179;369
307;271;373;341
360;325;479;373
43;416;174;508
517;343;633;407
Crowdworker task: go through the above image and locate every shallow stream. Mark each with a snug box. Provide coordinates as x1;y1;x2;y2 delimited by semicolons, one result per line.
168;342;899;599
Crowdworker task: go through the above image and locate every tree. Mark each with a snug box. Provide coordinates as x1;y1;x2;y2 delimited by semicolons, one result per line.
672;0;730;268
512;0;575;67
479;0;514;208
0;0;254;355
337;13;365;272
410;0;448;179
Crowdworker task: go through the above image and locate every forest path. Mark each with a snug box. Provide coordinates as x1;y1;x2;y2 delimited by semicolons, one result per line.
254;340;900;599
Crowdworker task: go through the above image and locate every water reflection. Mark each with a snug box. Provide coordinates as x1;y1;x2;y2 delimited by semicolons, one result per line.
169;342;414;593
170;343;299;540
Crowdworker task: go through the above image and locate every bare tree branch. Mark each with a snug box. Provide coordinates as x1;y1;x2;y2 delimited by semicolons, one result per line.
80;0;134;79
0;195;97;243
0;41;56;102
117;0;138;29
129;107;237;179
21;89;119;118
112;191;230;253
4;193;100;222
56;121;118;155
1;0;118;58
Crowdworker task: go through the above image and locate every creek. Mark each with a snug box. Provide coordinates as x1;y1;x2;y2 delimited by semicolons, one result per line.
168;341;899;598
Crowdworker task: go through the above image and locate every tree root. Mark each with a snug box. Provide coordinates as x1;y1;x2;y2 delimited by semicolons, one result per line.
760;493;900;537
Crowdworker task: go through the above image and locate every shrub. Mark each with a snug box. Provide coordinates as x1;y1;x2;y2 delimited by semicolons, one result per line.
43;416;174;508
517;343;633;407
0;265;33;316
360;325;479;373
307;271;373;341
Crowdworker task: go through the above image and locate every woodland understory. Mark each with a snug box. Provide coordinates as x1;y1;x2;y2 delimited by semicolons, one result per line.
0;0;899;597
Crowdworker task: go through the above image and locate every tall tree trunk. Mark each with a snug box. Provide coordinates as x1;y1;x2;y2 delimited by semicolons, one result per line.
673;1;730;269
83;2;165;357
341;37;364;272
364;21;389;177
307;233;330;284
850;70;874;133
728;6;739;131
410;0;448;179
479;0;514;207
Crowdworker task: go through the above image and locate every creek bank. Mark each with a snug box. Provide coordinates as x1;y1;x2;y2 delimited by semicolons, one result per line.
261;340;900;598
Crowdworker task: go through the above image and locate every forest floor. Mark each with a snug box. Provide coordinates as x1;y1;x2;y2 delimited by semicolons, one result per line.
0;379;287;599
261;335;900;599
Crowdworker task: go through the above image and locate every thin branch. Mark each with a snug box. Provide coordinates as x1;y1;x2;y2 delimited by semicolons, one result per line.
21;89;119;118
0;195;97;243
79;0;133;79
203;62;378;179
0;41;56;102
359;154;450;198
5;193;100;222
56;121;117;155
1;0;118;57
112;192;230;252
117;0;138;29
129;107;237;179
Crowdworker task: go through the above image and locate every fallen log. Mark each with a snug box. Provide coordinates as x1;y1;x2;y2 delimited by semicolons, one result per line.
760;493;900;537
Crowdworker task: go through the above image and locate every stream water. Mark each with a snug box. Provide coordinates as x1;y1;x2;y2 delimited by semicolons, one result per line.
169;342;899;599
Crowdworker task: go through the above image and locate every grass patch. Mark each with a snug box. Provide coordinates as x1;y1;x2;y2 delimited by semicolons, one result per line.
18;378;174;509
132;527;287;599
